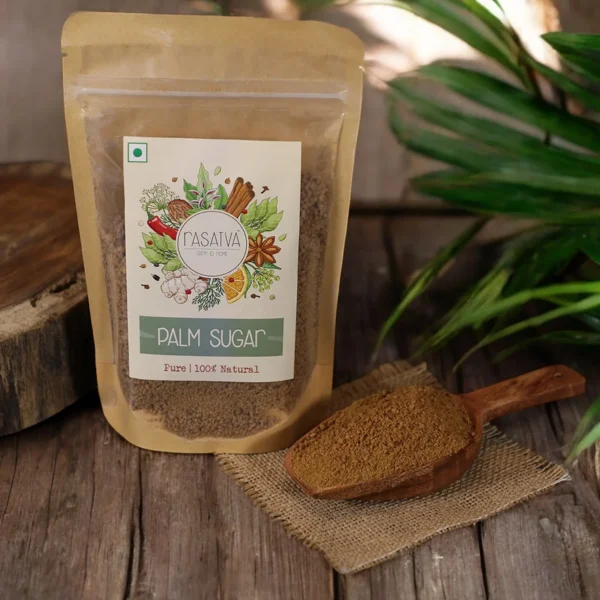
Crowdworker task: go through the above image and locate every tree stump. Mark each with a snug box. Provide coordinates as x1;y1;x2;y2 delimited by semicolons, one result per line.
0;163;95;435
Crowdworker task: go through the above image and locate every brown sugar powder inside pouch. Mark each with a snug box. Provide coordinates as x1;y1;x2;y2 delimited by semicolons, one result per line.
62;13;364;453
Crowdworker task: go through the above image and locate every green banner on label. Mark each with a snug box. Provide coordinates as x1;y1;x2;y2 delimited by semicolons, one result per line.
139;316;284;357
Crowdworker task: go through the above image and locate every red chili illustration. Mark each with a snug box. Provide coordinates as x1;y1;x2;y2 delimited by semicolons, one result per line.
146;212;178;240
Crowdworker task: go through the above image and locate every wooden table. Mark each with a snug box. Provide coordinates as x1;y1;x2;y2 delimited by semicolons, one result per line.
1;215;599;599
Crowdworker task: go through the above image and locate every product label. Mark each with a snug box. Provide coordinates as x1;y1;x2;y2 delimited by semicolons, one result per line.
124;137;301;382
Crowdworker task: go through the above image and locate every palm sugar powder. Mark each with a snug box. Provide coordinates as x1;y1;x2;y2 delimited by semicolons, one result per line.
288;386;474;490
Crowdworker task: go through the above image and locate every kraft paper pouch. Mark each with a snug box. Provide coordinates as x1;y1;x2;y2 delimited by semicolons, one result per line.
62;12;363;452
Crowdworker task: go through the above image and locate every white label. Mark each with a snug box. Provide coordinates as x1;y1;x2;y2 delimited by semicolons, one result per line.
124;137;301;382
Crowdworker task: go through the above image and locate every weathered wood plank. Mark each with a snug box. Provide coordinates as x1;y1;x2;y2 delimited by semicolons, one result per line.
413;527;487;600
441;233;599;600
336;216;420;598
480;490;600;600
555;0;600;34
338;553;417;600
134;451;333;599
340;524;489;600
0;163;81;310
0;164;94;436
460;345;600;600
544;345;600;498
1;215;599;599
339;217;488;600
437;341;588;600
0;401;139;599
0;403;334;600
334;216;399;385
412;335;488;600
343;215;600;600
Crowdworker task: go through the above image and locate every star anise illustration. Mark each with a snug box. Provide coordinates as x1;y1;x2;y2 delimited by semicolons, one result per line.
245;234;281;267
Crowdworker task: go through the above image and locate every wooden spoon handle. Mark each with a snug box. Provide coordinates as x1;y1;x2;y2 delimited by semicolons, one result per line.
463;365;585;422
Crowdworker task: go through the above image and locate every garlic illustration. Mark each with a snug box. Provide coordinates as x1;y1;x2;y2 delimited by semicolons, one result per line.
160;268;207;303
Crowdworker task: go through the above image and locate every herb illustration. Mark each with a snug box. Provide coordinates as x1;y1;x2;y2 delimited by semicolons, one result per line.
247;263;280;294
138;163;286;309
192;278;224;310
241;197;283;239
140;232;183;272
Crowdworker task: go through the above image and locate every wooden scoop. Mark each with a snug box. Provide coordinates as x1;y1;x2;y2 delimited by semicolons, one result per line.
284;365;585;502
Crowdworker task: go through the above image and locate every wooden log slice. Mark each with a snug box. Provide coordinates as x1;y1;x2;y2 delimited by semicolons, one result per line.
0;163;95;435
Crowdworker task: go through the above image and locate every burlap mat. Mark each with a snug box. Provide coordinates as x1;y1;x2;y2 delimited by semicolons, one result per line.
217;361;569;574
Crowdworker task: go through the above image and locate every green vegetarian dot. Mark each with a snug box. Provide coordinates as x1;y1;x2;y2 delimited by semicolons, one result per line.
133;148;143;158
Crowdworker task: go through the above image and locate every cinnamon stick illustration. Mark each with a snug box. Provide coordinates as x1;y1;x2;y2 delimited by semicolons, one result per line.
225;177;244;214
235;183;254;217
226;177;243;212
226;178;255;217
233;184;255;217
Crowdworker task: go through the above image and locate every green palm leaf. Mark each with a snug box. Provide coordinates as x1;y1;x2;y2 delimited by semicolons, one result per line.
455;294;600;367
413;173;600;223
524;55;600;112
440;171;600;196
502;232;580;296
388;106;600;183
375;218;487;350
543;32;600;82
445;0;511;46
388;77;600;170
419;64;600;153
436;228;557;334
484;231;581;336
317;1;600;459
578;233;600;265
494;331;600;363
545;296;600;331
388;107;506;171
568;420;600;462
567;399;600;463
543;32;600;55
419;282;600;355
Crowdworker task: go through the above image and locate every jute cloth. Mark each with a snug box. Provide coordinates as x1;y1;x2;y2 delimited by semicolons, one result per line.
217;361;569;574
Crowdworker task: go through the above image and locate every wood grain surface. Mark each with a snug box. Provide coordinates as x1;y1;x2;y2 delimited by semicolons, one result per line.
0;163;81;310
0;214;598;598
0;163;94;436
464;365;586;422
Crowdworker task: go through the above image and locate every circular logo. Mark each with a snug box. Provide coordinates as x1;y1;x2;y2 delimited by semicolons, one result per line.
176;210;249;278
